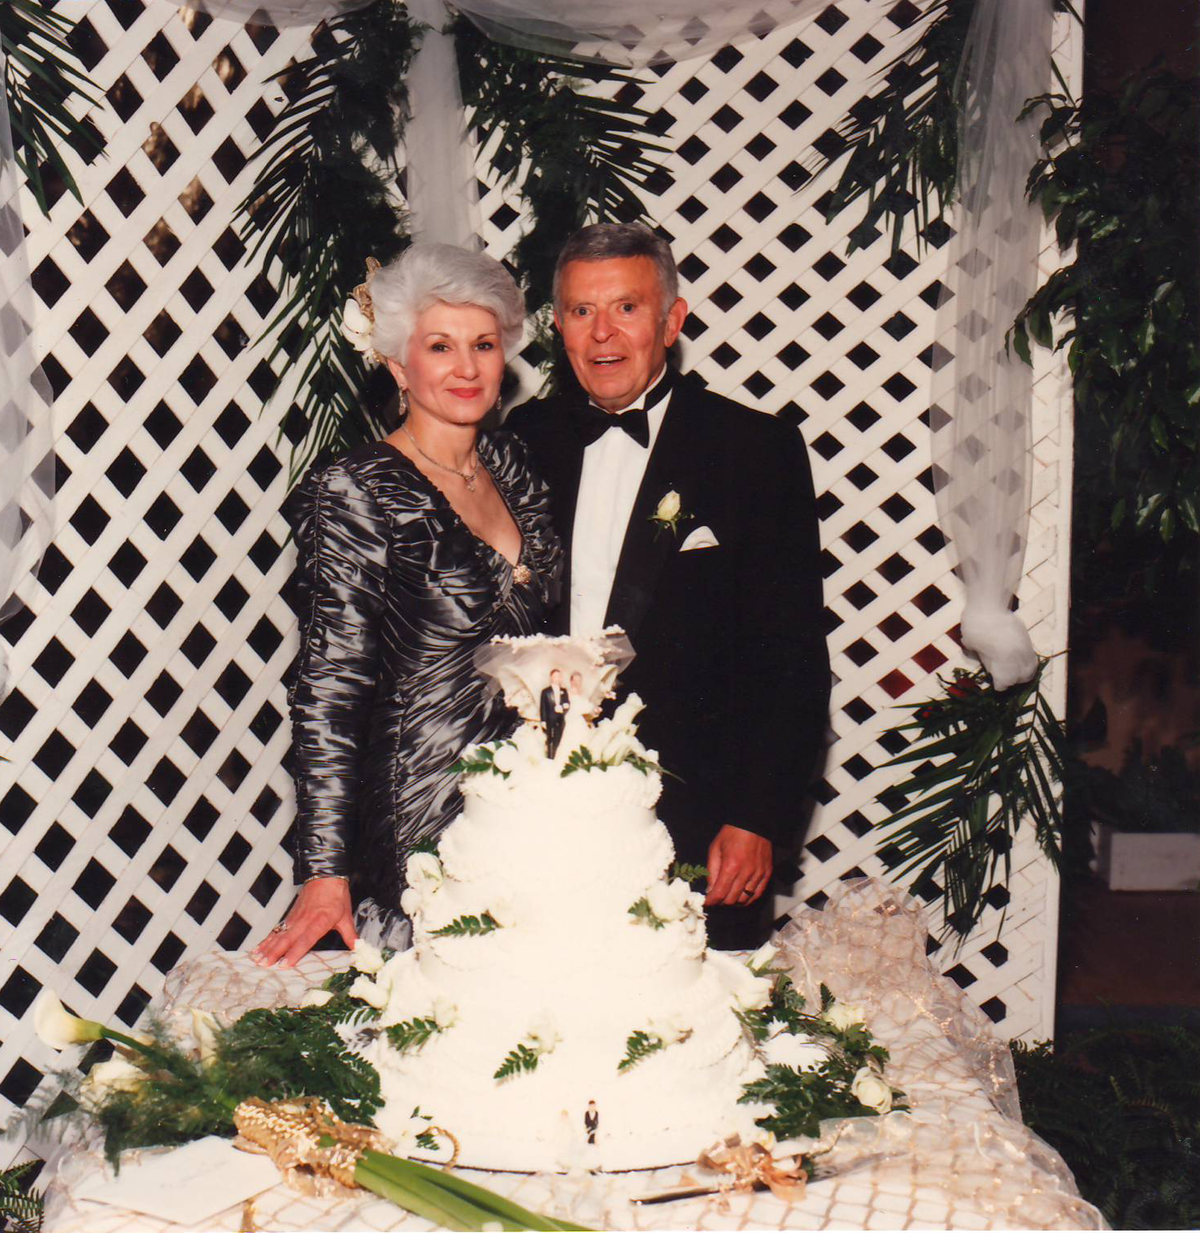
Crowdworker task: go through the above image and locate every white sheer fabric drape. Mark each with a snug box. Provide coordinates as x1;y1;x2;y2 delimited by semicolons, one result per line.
1;0;1055;694
930;0;1052;689
0;55;55;696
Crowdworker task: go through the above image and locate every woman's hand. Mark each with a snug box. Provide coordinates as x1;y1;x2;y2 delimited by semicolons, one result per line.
251;877;356;969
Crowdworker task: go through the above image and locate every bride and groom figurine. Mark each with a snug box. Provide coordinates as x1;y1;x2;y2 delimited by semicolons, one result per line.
539;668;596;759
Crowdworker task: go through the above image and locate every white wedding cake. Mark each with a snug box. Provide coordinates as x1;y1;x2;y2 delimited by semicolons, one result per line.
342;632;786;1172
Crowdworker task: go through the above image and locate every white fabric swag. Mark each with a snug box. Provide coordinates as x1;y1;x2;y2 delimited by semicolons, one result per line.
0;0;1055;693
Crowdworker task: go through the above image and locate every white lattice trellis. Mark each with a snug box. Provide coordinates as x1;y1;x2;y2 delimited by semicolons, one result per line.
0;0;1080;1142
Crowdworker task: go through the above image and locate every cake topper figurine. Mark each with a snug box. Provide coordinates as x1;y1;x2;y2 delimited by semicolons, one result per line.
473;628;635;725
584;1100;599;1145
540;668;570;759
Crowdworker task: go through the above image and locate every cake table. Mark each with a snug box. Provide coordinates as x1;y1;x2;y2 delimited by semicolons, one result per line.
37;880;1106;1231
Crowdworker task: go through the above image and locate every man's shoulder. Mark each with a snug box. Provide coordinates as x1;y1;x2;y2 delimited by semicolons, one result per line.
673;372;802;450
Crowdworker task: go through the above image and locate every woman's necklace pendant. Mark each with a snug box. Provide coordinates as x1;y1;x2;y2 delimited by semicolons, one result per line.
464;472;477;493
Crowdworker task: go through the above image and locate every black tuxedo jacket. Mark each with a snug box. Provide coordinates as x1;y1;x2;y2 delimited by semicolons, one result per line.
506;370;830;867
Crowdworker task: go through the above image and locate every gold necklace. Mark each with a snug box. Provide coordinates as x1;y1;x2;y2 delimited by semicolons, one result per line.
401;421;480;491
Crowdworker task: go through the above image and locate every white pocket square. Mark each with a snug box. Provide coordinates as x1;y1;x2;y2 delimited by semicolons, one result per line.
679;525;720;551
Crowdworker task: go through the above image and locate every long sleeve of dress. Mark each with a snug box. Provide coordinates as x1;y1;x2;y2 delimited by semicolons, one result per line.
286;462;390;882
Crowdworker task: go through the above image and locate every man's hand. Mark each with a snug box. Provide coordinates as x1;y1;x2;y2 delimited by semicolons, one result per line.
251;877;356;969
705;825;773;906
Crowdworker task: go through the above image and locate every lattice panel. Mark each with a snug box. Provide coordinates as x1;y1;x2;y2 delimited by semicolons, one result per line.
0;0;1079;1140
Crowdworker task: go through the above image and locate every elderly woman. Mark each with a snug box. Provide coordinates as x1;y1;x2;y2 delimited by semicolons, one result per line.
253;244;561;967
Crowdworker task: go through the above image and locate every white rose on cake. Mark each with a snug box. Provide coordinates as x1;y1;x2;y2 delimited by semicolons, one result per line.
491;741;519;775
730;964;773;1010
824;1000;868;1032
524;1014;561;1053
432;996;458;1029
511;722;545;765
407;852;444;892
646;877;696;923
352;939;386;973
348;972;391;1010
851;1066;893;1113
647;1013;691;1045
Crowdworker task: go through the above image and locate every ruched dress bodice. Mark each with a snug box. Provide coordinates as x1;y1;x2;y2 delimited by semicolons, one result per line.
284;431;561;945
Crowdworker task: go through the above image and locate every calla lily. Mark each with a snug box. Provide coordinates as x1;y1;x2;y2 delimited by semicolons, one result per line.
33;989;104;1050
190;1008;222;1063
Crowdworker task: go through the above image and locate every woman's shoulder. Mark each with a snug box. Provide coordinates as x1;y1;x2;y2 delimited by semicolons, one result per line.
286;441;426;530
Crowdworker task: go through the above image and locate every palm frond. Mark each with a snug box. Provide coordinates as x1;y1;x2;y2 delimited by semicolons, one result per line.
1;0;105;214
873;661;1065;943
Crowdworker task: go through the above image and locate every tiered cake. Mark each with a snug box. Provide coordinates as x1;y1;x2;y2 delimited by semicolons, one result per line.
344;632;778;1172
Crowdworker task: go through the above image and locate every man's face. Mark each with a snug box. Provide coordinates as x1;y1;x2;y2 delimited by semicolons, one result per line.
555;257;687;413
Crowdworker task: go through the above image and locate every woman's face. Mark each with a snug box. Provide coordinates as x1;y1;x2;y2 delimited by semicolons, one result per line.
389;302;504;428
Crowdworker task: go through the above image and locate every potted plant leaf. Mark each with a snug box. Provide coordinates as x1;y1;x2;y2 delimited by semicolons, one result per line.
1080;742;1200;891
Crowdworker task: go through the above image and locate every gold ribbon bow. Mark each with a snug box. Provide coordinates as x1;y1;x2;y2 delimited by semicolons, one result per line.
234;1097;393;1198
697;1135;808;1203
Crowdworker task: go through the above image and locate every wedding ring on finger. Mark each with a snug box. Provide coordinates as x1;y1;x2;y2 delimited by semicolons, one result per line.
269;922;291;935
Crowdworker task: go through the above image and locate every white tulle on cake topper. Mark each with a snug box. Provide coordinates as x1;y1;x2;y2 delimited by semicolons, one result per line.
473;628;635;725
0;0;1056;695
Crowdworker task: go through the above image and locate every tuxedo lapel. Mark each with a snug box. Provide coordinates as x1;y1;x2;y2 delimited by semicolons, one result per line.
604;395;694;641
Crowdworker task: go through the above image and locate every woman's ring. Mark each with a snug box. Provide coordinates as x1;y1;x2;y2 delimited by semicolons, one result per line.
270;923;290;935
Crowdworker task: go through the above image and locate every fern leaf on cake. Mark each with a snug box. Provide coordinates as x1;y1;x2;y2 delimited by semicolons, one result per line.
494;1043;541;1080
385;1017;441;1054
431;913;500;937
627;898;666;929
669;862;708;884
618;1030;666;1072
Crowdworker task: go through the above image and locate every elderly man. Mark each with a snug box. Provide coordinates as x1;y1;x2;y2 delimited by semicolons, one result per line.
506;224;829;948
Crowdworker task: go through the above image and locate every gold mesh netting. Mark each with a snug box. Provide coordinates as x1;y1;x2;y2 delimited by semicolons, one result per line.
38;878;1107;1230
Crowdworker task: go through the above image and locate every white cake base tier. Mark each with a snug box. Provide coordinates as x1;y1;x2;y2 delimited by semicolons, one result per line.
364;757;773;1172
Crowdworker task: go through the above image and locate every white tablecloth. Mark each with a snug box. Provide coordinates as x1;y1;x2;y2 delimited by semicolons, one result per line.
38;879;1107;1230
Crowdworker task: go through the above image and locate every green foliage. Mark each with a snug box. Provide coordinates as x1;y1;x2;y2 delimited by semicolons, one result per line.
453;18;669;318
93;1004;383;1166
0;0;105;214
739;1063;882;1142
236;2;417;482
811;0;1077;255
669;862;708;884
561;744;662;778
1073;741;1200;835
626;897;665;929
493;1043;540;1080
618;1030;667;1072
430;912;500;937
1014;1025;1200;1229
0;1161;43;1233
809;0;967;254
408;835;442;857
450;742;511;778
1012;69;1200;600
384;1016;441;1054
874;662;1066;942
737;973;813;1042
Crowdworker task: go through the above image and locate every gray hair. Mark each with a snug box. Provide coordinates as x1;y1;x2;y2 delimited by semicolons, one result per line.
552;223;679;317
370;243;526;363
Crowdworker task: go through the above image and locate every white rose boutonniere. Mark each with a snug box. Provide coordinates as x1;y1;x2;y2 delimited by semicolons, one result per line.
649;489;691;536
851;1065;894;1114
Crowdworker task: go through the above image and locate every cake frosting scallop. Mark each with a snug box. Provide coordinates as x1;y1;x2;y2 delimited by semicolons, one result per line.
340;630;811;1173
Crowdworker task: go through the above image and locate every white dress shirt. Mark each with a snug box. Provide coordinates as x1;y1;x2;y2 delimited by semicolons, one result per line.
570;369;671;634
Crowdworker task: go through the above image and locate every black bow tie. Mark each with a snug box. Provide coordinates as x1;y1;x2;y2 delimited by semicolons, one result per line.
572;372;673;449
574;404;650;448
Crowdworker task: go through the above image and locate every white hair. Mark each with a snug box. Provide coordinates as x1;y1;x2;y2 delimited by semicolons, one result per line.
369;243;526;363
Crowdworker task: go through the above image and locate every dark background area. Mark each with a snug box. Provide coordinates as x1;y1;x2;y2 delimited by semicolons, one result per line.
1058;0;1200;1031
